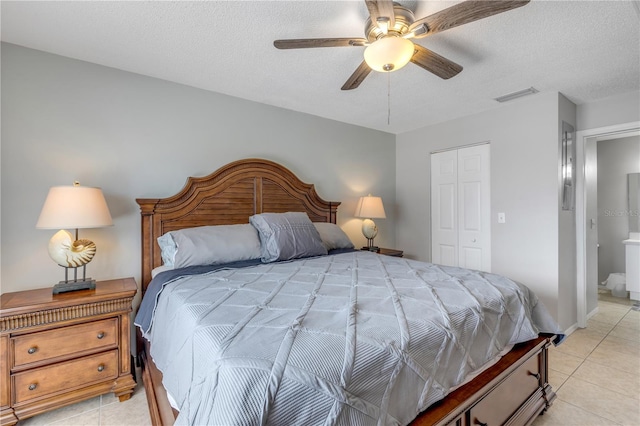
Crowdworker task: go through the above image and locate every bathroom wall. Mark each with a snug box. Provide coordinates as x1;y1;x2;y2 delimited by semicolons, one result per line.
597;135;640;284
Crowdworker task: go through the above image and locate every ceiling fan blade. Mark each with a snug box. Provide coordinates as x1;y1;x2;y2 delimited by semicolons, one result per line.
411;44;463;79
409;0;529;37
341;61;372;90
365;0;395;32
274;38;367;49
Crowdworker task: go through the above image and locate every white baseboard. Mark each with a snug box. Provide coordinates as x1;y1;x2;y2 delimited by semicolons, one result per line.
563;323;579;336
564;306;599;335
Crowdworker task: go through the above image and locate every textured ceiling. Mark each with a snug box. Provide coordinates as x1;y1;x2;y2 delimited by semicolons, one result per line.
2;1;639;134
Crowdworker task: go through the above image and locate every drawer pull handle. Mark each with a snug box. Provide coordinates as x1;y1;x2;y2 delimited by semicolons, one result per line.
97;364;105;372
97;332;105;339
475;421;488;426
27;347;38;355
529;371;541;381
28;383;37;391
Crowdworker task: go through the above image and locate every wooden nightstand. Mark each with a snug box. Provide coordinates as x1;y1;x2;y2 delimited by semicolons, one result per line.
361;247;404;257
0;278;137;426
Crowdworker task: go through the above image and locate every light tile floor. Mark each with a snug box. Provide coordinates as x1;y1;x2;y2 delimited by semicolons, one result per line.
15;291;640;426
532;290;640;426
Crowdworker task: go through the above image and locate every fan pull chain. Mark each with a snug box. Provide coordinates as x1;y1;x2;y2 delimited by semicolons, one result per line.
387;71;391;125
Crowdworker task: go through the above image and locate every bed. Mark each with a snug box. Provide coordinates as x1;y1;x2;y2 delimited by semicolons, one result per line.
135;158;559;426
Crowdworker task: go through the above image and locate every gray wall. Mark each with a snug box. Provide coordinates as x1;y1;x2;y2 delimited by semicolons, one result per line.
597;136;640;284
396;89;640;331
396;92;568;326
3;41;639;332
577;91;640;131
1;43;396;295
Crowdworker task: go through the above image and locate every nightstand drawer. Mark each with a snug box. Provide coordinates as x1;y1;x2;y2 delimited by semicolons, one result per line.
13;349;118;404
12;318;117;368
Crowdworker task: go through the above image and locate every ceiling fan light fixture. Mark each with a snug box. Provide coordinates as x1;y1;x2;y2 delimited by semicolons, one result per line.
364;36;414;72
376;17;390;34
403;24;428;39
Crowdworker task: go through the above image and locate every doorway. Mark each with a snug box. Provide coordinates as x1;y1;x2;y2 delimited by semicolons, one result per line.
576;121;640;327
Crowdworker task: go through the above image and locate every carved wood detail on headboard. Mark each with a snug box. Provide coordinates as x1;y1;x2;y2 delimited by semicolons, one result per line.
136;158;340;291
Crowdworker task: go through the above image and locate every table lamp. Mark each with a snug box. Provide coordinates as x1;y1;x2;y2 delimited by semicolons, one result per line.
36;181;113;294
355;194;386;250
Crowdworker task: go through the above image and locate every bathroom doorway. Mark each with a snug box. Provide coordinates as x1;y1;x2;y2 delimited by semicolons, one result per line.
576;122;640;327
595;139;640;305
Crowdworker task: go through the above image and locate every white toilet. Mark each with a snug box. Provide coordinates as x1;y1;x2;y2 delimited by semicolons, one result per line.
603;272;627;297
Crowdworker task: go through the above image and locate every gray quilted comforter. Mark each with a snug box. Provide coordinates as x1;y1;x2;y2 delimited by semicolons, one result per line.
138;251;561;425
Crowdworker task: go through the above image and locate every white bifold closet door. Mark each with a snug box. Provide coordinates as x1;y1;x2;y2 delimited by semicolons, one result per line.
431;144;491;272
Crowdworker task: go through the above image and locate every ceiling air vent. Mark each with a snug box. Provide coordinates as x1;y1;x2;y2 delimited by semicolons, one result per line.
494;87;539;103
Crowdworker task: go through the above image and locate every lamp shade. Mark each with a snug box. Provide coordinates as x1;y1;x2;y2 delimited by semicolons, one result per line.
364;37;414;72
355;195;386;219
36;184;113;229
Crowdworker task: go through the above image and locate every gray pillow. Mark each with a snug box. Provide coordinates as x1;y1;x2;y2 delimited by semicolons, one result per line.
313;222;354;250
157;224;262;268
249;212;328;263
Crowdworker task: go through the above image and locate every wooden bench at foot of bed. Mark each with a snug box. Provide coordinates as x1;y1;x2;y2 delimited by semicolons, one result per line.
139;334;555;426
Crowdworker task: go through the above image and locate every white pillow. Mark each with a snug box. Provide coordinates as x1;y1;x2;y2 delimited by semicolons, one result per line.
157;233;177;266
313;222;354;250
151;264;173;278
157;224;262;269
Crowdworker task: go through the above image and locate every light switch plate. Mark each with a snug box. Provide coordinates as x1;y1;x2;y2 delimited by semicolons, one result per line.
498;212;506;224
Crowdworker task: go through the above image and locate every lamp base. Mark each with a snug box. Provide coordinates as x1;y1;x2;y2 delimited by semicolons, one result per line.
53;278;96;295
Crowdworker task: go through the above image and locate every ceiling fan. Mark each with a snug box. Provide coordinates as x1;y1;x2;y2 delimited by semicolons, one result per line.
274;0;529;90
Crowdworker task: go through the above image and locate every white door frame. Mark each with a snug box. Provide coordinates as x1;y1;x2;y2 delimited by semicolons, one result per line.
575;121;640;327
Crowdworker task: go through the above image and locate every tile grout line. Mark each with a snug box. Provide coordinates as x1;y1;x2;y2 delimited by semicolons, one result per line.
553;322;611;385
552;399;624;426
571;304;629;374
572;316;640;399
553;302;635;424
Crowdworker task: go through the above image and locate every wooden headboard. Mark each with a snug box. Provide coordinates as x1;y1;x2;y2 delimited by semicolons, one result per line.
136;158;340;291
